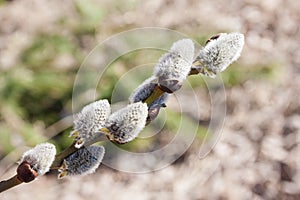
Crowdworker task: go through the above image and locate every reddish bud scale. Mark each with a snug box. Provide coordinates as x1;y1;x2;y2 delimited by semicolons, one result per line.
16;161;38;183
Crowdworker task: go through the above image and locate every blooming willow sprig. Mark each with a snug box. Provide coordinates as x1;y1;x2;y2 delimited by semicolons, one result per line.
58;146;105;178
192;32;245;77
100;102;148;144
70;99;111;148
153;39;195;93
0;32;245;193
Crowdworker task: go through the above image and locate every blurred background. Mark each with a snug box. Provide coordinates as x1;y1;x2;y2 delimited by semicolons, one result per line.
0;0;299;199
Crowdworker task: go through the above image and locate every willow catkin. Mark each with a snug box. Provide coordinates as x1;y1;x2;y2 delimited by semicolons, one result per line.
70;99;111;148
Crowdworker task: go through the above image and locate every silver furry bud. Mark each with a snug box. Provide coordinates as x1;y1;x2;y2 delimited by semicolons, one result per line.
102;102;148;144
154;39;194;93
129;76;157;103
129;76;168;106
194;32;244;77
18;143;56;182
70;99;111;148
58;146;105;178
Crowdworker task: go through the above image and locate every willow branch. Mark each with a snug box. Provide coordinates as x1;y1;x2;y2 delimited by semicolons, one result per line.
0;175;23;193
0;61;203;193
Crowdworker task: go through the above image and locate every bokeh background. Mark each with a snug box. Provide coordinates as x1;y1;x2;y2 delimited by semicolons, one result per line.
0;0;300;199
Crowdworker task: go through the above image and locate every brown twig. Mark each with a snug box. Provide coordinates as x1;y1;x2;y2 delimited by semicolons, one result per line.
0;175;23;193
50;142;79;169
144;85;165;105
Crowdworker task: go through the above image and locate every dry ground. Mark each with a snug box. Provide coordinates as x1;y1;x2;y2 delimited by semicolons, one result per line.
0;0;300;199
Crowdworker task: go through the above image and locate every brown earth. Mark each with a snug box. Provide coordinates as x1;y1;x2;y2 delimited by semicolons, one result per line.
0;0;300;199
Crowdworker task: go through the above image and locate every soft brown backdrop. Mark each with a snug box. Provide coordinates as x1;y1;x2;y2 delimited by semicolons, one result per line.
0;0;299;199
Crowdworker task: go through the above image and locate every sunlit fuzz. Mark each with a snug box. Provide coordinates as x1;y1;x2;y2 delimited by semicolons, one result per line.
153;39;195;93
129;76;158;103
58;146;105;178
101;102;148;144
129;76;169;106
70;99;111;148
194;32;244;78
17;143;56;182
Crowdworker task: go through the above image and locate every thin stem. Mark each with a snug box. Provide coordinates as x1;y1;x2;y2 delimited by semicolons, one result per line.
50;133;108;170
51;142;78;169
189;60;203;76
144;85;165;105
0;175;22;193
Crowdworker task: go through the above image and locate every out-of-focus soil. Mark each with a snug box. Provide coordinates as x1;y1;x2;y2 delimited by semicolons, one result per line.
0;0;300;199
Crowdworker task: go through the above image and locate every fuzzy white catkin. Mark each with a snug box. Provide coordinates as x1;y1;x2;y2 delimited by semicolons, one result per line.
70;99;111;148
170;38;195;63
19;143;56;176
153;39;194;91
58;145;105;178
196;32;244;77
104;102;148;143
129;76;157;103
129;76;169;106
